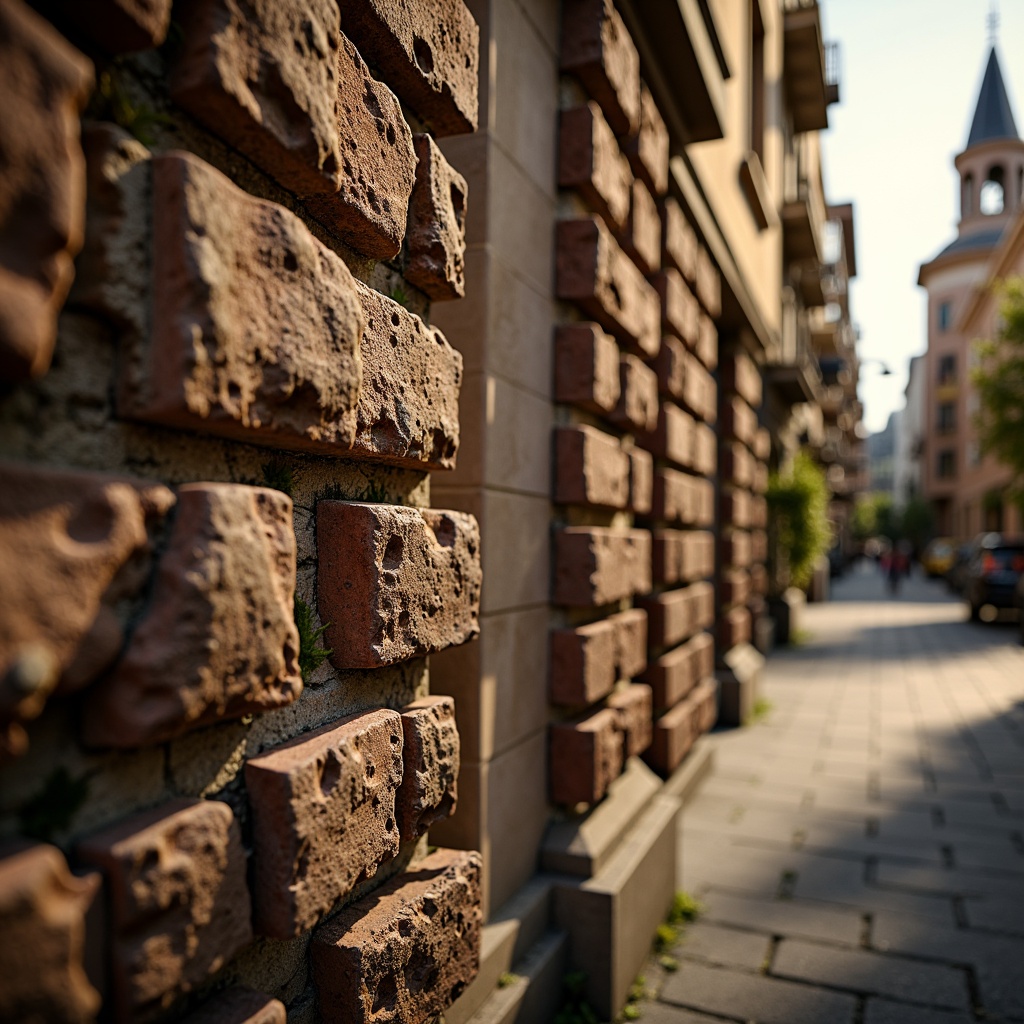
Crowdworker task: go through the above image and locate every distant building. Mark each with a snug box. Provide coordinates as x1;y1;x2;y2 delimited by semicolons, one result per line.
893;354;925;508
867;411;897;495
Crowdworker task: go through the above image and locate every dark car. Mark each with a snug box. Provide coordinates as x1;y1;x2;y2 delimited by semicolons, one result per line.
964;534;1024;622
945;542;975;595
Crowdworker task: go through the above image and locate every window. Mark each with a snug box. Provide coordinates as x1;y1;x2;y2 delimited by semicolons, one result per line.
937;402;956;433
938;301;952;331
963;173;974;216
937;449;956;478
937;354;956;384
980;165;1005;215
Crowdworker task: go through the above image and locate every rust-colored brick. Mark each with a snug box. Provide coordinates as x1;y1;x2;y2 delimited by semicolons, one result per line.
661;197;697;281
654;268;699;347
642;639;699;710
653;335;688;403
721;350;763;407
610;607;648;679
693;422;717;476
720;489;752;530
553;526;652;607
652;468;698;526
721;569;752;606
751;529;769;563
721;396;759;446
310;848;482;1024
550;619;617;707
638;587;697;650
550;707;625;805
554;322;622;414
555;424;631;510
696;312;719;370
721;441;755;488
691;631;715;679
692;677;719;733
754;426;772;461
610;353;660;433
397;696;460;841
76;799;252;1021
751;494;768;528
647;699;696;775
318;501;481;668
245;709;404;938
624;84;669;196
652;530;686;586
608;683;654;757
753;462;770;494
628;445;654;514
683;350;717;423
558;102;633;230
643;402;695;470
52;0;172;52
695;246;721;317
622;178;661;275
721;530;753;569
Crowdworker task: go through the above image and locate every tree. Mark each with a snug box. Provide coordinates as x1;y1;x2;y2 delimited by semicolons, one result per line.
972;277;1024;511
766;450;832;593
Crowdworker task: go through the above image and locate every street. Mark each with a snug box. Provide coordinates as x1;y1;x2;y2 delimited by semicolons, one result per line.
640;561;1024;1024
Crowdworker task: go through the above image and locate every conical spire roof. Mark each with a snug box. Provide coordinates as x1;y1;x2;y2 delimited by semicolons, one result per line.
966;47;1019;148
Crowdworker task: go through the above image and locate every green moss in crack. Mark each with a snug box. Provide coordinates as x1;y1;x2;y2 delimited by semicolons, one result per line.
261;459;294;497
295;595;332;680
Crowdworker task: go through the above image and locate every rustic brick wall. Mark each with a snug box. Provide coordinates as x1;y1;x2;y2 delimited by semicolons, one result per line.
0;1;484;1021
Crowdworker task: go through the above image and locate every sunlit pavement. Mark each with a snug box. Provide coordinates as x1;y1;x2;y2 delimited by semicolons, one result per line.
638;561;1024;1024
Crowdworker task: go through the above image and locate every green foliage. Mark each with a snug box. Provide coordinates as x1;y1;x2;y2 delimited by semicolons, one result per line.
390;284;411;309
261;459;294;496
553;971;601;1024
851;492;895;541
497;972;520;990
653;923;677;953
362;480;390;503
747;698;774;724
972;277;1024;509
94;67;175;145
766;451;832;592
294;595;332;679
900;496;934;551
19;767;90;841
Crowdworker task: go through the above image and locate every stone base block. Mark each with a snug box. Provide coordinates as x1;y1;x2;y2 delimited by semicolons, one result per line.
716;642;765;727
661;735;715;806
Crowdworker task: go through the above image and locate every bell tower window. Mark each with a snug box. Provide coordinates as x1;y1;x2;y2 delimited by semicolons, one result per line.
980;165;1005;215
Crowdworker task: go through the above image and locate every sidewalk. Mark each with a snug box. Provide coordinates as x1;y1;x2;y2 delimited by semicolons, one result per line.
639;562;1024;1024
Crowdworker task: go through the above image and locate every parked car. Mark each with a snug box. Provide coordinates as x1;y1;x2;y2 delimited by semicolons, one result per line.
963;534;1024;622
945;542;975;595
921;538;956;578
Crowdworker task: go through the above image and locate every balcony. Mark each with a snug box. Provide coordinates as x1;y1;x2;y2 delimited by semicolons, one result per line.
766;313;823;406
783;179;826;266
783;0;839;133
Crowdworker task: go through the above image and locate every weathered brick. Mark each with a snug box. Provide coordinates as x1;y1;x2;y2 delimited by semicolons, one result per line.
554;425;630;510
553;526;652;607
721;350;762;406
721;569;752;606
560;0;641;135
696;312;718;370
76;799;252;1021
720;489;752;530
721;441;755;488
638;587;697;649
654;268;699;346
550;619;617;706
245;709;404;938
610;353;659;432
686;354;718;422
693;532;715;579
661;197;697;281
554;322;622;414
84;484;301;748
695;246;721;317
53;0;172;52
556;217;660;358
405;133;468;300
652;468;697;525
181;989;286;1024
0;462;174;756
694;477;716;527
692;581;715;629
351;282;463;470
0;0;92;381
609;607;648;679
122;152;365;454
310;848;482;1024
397;696;460;841
751;494;768;528
693;423;717;476
691;631;715;679
652;529;685;586
622;178;661;275
318;502;481;668
692;677;719;732
653;335;687;402
642;402;694;469
721;530;752;569
752;461;770;494
627;445;653;514
340;0;480;135
721;396;759;445
754;426;771;460
719;606;752;649
750;563;769;596
0;842;101;1024
550;707;624;805
624;84;669;196
558;102;632;230
608;683;653;757
648;698;696;775
642;640;698;710
751;529;768;563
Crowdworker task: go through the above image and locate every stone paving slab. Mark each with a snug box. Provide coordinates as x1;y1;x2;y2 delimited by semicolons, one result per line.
863;998;974;1024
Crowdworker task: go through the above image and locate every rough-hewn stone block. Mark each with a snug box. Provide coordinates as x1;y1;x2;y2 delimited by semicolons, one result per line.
310;848;483;1024
652;468;697;526
694;477;715;527
721;530;752;569
654;268;699;347
180;989;286;1024
397;696;460;841
652;529;685;586
754;426;771;461
550;619;617;707
692;581;715;630
0;0;92;381
245;709;404;938
692;677;718;733
753;461;769;495
610;353;659;433
721;489;752;530
351;282;463;470
54;0;172;52
721;396;758;446
622;178;661;275
696;312;718;370
84;484;301;748
550;707;624;805
553;527;651;607
648;698;696;775
695;246;721;317
643;640;698;710
661;197;697;281
721;351;762;406
123;152;365;454
684;352;717;422
608;683;653;757
558;102;632;230
555;424;630;510
719;607;752;650
642;402;695;469
624;84;669;196
721;442;755;488
610;607;648;679
720;569;751;606
406;134;468;300
751;494;768;528
0;841;101;1024
694;422;717;476
76;799;252;1021
318;501;481;668
554;322;621;414
638;587;699;650
340;0;480;135
627;445;653;514
653;335;687;402
556;217;660;358
686;531;715;581
560;0;641;136
751;529;768;563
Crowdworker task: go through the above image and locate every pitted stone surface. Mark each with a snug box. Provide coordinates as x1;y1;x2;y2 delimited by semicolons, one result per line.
653;468;698;526
0;841;101;1024
553;526;651;607
610;607;648;679
54;0;172;52
623;178;661;276
317;501;481;668
554;322;622;414
643;636;701;709
340;0;480;135
550;706;624;805
643;402;695;470
0;0;92;381
559;102;633;230
610;353;659;433
180;988;286;1024
555;424;630;510
624;84;669;196
397;695;460;841
84;484;301;749
76;799;252;1021
406;134;468;300
661;197;697;281
125;152;364;454
608;683;653;757
245;709;405;938
351;283;463;470
628;445;654;514
648;697;697;775
557;217;660;358
310;848;483;1024
638;586;704;650
655;268;699;346
551;619;617;707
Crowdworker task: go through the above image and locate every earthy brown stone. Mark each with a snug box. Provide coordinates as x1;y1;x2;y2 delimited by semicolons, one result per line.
610;353;659;433
0;842;101;1024
721;489;752;530
622;178;661;276
553;527;651;607
695;246;721;317
556;217;660;358
719;606;752;650
751;563;769;596
687;531;715;581
558;102;633;230
351;282;463;470
608;683;653;757
694;422;717;475
652;530;685;586
311;848;483;1024
627;445;653;514
0;462;175;752
691;581;715;629
721;530;752;569
554;425;630;510
554;322;621;414
83;484;301;749
624;84;669;196
691;631;715;679
638;587;698;650
0;0;92;381
661;197;697;281
694;477;716;527
684;350;717;422
751;529;768;563
652;468;697;525
642;402;695;469
76;799;252;1021
560;0;641;136
653;334;687;401
550;619;617;707
53;0;172;51
721;350;762;406
648;698;696;775
721;396;758;445
696;312;718;370
180;988;286;1024
123;152;364;454
751;494;768;528
642;637;699;709
550;707;624;805
609;608;647;679
406;134;468;300
245;709;404;938
654;268;699;347
692;677;719;733
397;696;460;841
340;0;480;135
754;426;771;461
318;501;481;668
721;441;755;488
721;569;751;606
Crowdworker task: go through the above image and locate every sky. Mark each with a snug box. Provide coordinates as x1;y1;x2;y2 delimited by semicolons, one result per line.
819;0;1024;434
